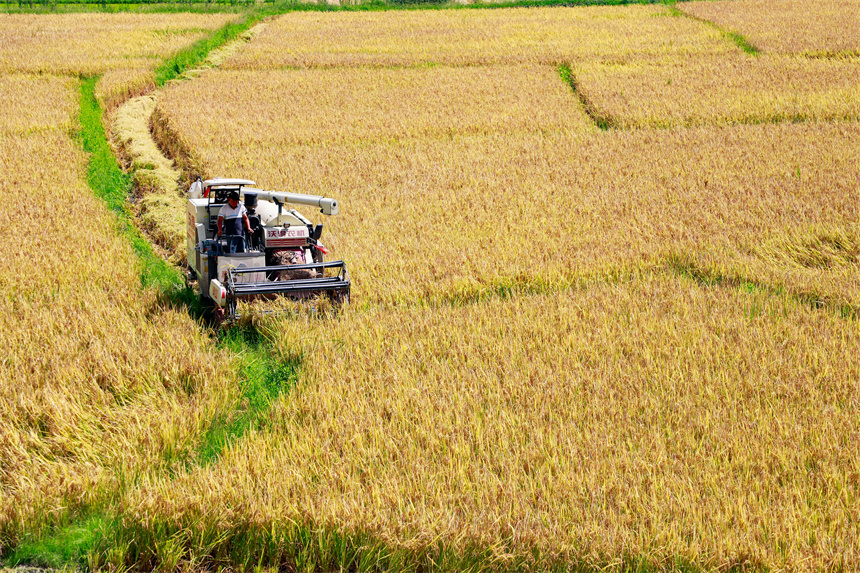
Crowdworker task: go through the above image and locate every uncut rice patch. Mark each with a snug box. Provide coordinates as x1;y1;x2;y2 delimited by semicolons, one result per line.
681;0;860;56
157;66;594;149
0;73;78;134
95;66;157;115
223;5;734;69
0;112;235;534
573;54;860;128
0;13;235;75
127;275;860;571
154;76;860;306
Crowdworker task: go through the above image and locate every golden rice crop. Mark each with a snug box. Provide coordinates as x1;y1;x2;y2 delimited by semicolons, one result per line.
126;274;860;571
153;71;860;307
0;93;236;539
157;65;593;151
573;53;860;128
95;67;157;115
223;6;734;69
680;0;860;56
0;13;235;75
0;73;78;134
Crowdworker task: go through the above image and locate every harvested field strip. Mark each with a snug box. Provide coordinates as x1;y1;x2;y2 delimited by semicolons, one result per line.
112;94;187;264
223;5;735;69
679;0;860;57
153;12;263;87
573;54;860;129
108;275;860;572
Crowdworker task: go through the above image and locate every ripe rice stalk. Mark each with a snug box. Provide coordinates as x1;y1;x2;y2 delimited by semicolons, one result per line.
0;13;236;75
0;73;78;135
153;70;860;307
157;65;594;148
573;53;860;128
680;0;860;56
120;274;860;572
223;6;734;69
0;89;237;542
95;67;157;115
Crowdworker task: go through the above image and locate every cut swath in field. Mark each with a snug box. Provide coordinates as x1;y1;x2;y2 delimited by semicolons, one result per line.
118;274;860;572
572;53;860;129
153;69;860;307
680;0;860;57
223;5;734;69
107;22;269;265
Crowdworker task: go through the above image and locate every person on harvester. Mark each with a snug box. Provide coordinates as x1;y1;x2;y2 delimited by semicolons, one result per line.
217;190;253;253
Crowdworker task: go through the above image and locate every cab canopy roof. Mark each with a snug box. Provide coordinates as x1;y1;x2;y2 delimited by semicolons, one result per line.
203;178;255;188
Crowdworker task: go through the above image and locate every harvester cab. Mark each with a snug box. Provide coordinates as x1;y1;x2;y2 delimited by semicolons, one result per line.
186;177;350;323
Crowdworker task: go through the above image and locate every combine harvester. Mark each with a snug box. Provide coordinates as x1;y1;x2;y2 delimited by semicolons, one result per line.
186;178;350;324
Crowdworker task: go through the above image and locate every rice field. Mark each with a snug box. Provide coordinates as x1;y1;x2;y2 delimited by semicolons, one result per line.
222;5;735;69
0;74;78;134
156;77;860;308
573;53;860;128
4;1;860;571
679;0;860;56
0;14;243;563
0;13;236;75
125;275;860;571
157;65;593;147
0;104;237;549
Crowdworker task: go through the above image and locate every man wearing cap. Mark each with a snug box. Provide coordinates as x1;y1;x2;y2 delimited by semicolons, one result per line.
217;190;253;253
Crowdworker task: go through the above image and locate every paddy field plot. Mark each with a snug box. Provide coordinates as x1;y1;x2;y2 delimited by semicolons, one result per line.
573;53;860;128
125;275;860;571
0;73;78;135
679;0;860;56
4;2;860;572
222;5;735;69
157;69;860;307
0;13;235;75
0;15;239;550
143;6;860;568
0;124;235;546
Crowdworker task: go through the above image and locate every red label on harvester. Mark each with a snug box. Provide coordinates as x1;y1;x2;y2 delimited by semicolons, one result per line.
264;227;308;247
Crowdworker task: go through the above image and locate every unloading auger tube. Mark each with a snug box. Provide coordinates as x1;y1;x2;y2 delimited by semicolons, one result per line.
186;177;350;324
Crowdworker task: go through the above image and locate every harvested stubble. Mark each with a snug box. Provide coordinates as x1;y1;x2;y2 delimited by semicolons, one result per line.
113;94;186;263
223;5;734;69
123;275;860;571
0;13;235;75
0;95;236;542
573;53;860;128
0;73;78;135
680;0;860;56
153;72;860;307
